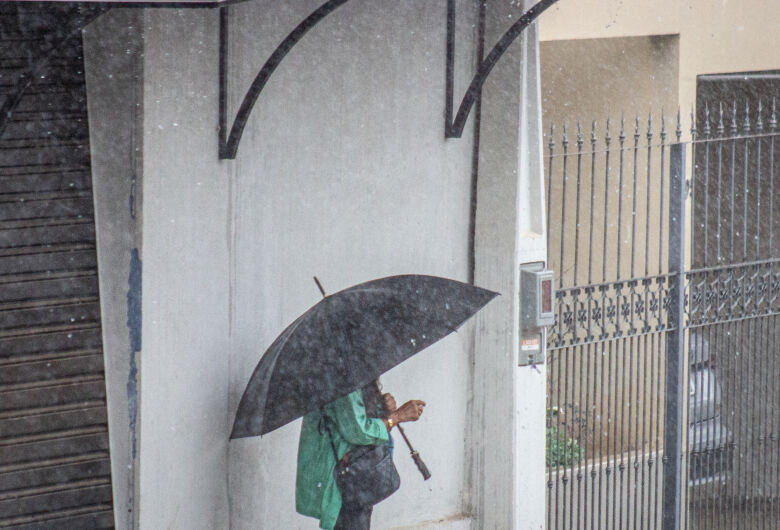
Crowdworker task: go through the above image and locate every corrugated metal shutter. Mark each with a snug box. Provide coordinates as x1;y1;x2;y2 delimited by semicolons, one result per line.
0;5;114;529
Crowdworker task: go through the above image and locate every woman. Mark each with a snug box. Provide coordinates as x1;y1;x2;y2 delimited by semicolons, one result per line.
296;380;425;529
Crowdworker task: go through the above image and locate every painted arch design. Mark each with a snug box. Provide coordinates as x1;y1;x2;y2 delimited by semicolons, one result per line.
218;0;560;159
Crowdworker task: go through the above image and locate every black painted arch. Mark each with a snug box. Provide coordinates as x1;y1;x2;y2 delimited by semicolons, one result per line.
218;0;560;159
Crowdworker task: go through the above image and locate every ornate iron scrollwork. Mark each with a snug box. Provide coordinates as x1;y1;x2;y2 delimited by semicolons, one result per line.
548;275;675;350
686;260;780;327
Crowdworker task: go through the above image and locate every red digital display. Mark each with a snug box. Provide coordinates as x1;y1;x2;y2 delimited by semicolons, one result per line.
541;278;552;314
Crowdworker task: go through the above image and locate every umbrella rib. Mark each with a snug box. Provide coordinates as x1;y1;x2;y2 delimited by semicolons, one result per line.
253;307;320;427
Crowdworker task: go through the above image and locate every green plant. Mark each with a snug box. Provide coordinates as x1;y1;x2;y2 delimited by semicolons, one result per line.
546;425;582;467
546;407;583;467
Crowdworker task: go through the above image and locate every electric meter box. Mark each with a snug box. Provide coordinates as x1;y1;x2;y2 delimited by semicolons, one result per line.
521;263;555;330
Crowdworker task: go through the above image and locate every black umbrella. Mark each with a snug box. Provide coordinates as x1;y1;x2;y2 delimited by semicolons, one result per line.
230;274;498;440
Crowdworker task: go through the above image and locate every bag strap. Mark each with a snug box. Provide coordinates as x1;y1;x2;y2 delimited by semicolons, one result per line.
320;407;341;463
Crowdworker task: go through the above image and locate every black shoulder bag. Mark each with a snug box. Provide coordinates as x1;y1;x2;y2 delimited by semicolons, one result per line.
321;410;400;507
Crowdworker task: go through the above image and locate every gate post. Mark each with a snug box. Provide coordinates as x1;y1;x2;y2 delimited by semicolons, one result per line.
663;142;687;530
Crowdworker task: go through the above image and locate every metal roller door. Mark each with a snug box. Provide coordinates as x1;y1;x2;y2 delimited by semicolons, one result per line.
0;4;114;529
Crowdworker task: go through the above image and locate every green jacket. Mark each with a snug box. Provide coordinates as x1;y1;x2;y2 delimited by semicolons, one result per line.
296;389;389;530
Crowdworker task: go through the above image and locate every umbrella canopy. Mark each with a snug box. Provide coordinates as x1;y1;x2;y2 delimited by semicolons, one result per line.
230;275;498;439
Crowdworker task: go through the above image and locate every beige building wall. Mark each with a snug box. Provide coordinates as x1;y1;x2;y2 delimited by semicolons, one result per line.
540;0;780;119
540;35;679;287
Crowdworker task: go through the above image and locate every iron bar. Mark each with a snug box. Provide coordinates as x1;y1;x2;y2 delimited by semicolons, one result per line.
560;124;569;289
716;103;724;264
554;340;564;530
717;322;726;530
631;117;640;278
703;105;712;266
730;102;738;264
619;337;627;529
583;341;592;530
637;333;648;530
728;318;737;530
748;315;756;526
705;325;713;530
769;100;776;256
626;334;635;530
598;337;607;529
734;316;745;530
659;114;668;275
662;142;686;530
563;344;571;530
575;122;584;287
690;321;700;529
589;342;598;530
617;117;626;281
652;332;662;530
772;313;778;530
603;119;612;283
548;125;555;249
646;114;653;277
757;306;767;530
691;108;698;263
577;338;585;530
756;103;763;259
589;122;597;285
743;104;751;261
736;282;747;529
609;339;616;530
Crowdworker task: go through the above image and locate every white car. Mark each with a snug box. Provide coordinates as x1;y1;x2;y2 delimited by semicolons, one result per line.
688;333;733;486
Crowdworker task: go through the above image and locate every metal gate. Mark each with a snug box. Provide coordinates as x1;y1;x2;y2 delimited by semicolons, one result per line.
545;105;780;529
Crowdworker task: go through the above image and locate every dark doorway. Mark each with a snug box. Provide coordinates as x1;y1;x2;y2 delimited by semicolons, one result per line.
693;70;780;267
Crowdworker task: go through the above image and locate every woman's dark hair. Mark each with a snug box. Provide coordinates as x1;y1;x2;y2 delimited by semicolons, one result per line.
361;379;386;418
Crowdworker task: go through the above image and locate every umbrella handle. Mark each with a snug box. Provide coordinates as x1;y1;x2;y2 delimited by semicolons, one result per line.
410;450;431;481
396;424;431;480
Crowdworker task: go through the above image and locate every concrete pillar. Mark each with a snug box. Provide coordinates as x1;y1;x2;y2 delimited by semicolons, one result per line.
83;11;144;529
470;0;547;527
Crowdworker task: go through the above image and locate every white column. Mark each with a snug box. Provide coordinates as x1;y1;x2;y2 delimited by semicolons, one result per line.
470;1;547;527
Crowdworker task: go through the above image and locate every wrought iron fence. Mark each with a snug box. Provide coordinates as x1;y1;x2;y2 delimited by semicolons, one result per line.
545;102;780;529
684;100;780;530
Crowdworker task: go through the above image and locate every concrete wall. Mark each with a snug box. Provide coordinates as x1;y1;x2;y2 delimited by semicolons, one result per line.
132;1;482;528
83;10;144;529
470;1;548;527
137;8;232;529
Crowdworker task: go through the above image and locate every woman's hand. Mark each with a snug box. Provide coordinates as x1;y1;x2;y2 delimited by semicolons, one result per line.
382;393;397;413
391;400;426;424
